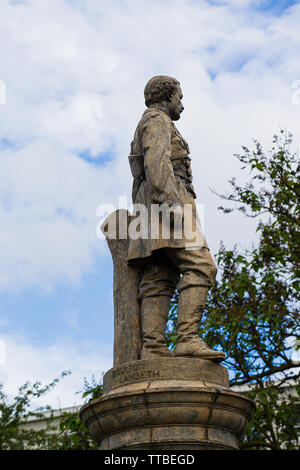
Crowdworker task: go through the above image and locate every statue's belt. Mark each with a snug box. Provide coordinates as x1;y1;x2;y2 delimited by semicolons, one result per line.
170;154;196;198
170;153;191;162
129;152;191;175
129;152;196;198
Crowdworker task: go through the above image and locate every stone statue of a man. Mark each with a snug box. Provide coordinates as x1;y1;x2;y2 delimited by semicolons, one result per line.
128;76;225;363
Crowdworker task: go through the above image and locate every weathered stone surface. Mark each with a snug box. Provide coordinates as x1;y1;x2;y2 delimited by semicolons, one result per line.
103;357;229;393
101;209;142;366
127;76;224;362
79;358;254;450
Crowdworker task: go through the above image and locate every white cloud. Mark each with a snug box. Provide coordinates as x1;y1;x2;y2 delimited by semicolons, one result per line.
0;332;112;409
0;139;114;291
0;0;300;291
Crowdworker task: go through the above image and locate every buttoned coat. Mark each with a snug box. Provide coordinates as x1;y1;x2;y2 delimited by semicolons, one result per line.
127;105;207;264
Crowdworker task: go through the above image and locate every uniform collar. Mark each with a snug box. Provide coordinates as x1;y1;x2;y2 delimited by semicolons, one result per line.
147;103;172;119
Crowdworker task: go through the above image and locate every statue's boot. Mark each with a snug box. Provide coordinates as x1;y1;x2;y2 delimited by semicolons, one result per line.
140;296;174;360
174;287;225;363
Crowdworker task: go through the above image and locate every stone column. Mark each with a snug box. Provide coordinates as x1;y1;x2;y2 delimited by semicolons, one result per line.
101;209;142;366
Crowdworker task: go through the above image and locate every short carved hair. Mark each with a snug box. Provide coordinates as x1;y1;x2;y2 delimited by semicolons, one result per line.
144;76;180;107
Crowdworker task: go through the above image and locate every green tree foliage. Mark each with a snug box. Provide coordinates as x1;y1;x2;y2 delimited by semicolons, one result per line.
167;130;300;450
48;375;103;450
0;373;103;450
0;372;70;450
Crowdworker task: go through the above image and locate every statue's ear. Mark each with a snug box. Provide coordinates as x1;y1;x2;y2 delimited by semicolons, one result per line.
165;89;173;102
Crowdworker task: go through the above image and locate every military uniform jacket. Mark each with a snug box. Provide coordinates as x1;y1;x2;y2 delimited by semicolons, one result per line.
127;105;207;264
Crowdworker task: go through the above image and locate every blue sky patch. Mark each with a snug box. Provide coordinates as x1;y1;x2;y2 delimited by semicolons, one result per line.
76;149;115;166
0;255;114;348
0;138;16;150
253;0;299;14
205;0;299;14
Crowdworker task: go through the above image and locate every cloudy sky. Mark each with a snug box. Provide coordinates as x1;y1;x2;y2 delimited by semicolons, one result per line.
0;0;299;409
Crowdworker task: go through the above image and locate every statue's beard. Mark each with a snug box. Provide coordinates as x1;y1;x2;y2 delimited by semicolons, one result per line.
169;106;182;121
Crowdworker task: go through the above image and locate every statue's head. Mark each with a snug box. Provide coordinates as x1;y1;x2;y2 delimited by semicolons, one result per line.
144;75;184;121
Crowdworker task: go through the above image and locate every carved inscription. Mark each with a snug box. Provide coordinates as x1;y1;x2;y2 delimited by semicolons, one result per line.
110;363;161;386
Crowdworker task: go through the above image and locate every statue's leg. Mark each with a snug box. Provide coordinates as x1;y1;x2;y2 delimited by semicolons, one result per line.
165;247;225;362
140;296;173;360
138;252;179;360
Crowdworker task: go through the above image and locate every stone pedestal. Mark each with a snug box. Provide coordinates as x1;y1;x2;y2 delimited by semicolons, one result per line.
79;358;255;450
